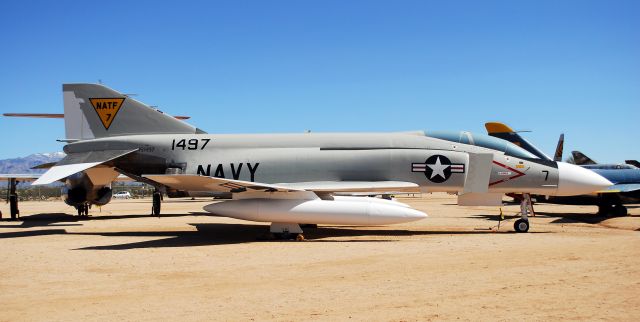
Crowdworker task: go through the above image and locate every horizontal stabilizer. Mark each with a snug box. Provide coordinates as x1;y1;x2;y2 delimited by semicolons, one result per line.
32;162;102;185
32;149;137;185
0;174;41;182
31;162;57;170
3;113;191;120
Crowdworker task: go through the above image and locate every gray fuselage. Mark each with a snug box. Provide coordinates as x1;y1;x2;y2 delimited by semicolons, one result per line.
63;131;561;195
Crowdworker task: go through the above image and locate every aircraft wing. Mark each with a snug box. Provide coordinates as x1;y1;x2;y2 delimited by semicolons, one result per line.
144;174;302;193
276;181;419;193
598;183;640;193
144;174;420;195
0;174;41;182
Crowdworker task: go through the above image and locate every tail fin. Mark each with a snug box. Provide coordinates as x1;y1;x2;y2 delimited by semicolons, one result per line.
571;151;597;165
484;122;552;161
63;83;203;140
553;133;564;162
625;160;640;168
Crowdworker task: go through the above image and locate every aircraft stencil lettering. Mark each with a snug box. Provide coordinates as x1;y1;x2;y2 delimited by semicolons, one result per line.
89;97;125;130
197;163;260;181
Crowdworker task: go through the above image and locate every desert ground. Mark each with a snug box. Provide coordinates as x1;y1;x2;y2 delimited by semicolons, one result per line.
0;194;639;321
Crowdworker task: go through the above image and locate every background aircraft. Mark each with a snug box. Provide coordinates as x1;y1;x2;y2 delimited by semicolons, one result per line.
485;122;640;216
2;84;612;236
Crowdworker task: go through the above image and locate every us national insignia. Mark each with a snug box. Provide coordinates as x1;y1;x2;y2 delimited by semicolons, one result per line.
89;98;125;130
412;155;465;183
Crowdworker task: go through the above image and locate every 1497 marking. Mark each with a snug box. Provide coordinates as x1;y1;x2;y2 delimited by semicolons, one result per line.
172;138;210;150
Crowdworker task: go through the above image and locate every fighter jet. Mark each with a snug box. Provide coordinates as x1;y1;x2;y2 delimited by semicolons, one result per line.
485;122;640;216
2;84;612;236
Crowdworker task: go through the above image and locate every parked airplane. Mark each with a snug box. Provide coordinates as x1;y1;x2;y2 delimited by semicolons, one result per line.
2;84;612;236
485;122;640;216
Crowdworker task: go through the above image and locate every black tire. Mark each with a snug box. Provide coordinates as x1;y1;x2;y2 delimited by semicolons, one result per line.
9;195;19;219
77;206;84;217
273;232;292;240
514;219;530;233
152;193;161;216
84;204;89;216
611;204;628;217
598;204;611;216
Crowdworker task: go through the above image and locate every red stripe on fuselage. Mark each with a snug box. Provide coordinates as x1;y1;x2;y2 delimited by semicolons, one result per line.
489;161;526;186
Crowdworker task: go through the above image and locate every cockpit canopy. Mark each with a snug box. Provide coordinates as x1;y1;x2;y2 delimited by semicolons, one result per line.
425;130;537;159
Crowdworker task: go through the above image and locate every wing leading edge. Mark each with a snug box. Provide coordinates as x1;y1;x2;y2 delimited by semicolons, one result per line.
143;174;420;195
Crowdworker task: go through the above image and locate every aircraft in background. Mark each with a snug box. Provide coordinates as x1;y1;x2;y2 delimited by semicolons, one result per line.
485;122;640;216
2;84;611;236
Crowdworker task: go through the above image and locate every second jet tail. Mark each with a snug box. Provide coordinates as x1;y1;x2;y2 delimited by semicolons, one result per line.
484;122;552;161
553;133;564;162
571;151;597;165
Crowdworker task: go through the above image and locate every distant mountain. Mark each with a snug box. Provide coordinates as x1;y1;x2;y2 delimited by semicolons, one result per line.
0;152;65;174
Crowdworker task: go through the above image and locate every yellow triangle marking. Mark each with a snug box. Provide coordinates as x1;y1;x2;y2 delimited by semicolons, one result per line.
89;98;125;130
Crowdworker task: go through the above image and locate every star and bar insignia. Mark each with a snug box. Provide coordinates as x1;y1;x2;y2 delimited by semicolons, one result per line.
412;155;465;183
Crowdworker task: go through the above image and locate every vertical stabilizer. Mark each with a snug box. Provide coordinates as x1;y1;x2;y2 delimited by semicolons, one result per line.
484;122;552;161
63;83;202;140
571;151;597;165
625;160;640;168
553;134;564;162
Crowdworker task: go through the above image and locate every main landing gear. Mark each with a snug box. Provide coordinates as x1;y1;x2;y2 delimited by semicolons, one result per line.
270;223;305;241
598;194;628;217
6;178;19;220
76;203;90;217
514;193;534;233
152;190;162;216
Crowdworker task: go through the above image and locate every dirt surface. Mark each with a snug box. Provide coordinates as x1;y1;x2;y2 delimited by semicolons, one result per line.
1;194;639;321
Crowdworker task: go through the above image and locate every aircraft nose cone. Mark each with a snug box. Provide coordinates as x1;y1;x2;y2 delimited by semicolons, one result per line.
556;162;613;196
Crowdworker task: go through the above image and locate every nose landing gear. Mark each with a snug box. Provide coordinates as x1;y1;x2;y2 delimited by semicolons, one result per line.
514;193;534;233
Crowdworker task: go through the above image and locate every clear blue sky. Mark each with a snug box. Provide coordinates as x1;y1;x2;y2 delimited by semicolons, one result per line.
1;0;638;162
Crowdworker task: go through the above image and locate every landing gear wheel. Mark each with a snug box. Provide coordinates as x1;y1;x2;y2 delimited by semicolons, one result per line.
84;204;89;216
611;204;628;217
514;219;530;233
77;205;85;217
272;232;291;240
152;192;161;216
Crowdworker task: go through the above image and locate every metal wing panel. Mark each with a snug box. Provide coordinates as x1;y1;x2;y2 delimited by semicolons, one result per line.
143;175;301;193
33;162;102;185
276;181;420;193
143;175;419;195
